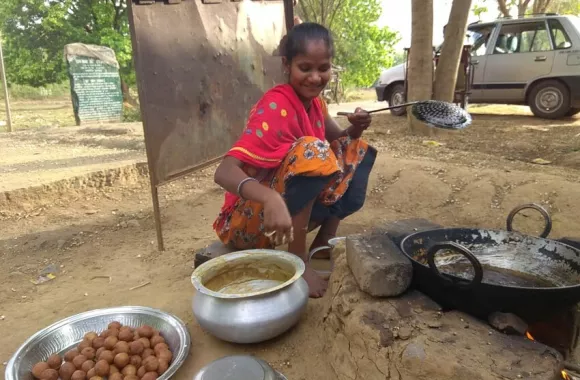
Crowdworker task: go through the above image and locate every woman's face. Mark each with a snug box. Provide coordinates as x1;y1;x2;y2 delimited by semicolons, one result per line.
284;39;332;102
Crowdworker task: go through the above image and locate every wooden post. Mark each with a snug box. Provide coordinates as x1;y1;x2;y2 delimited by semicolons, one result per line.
283;0;294;33
0;33;12;132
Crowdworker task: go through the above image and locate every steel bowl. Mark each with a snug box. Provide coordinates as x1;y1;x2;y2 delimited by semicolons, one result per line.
191;249;309;344
193;355;288;380
5;306;191;380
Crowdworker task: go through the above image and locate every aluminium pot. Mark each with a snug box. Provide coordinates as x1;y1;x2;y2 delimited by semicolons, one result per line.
191;249;308;344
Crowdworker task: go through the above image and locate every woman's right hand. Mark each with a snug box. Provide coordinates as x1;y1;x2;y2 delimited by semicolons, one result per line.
263;191;293;246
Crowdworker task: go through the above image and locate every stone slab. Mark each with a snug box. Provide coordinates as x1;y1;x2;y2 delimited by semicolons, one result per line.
488;312;528;335
346;233;412;297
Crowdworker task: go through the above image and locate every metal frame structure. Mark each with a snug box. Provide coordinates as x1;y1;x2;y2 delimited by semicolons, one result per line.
434;45;475;109
128;0;294;250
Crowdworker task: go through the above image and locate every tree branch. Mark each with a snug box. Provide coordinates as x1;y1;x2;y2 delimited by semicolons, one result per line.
517;0;532;15
327;0;347;29
497;0;510;17
298;0;316;23
110;0;124;31
88;0;98;32
533;0;552;14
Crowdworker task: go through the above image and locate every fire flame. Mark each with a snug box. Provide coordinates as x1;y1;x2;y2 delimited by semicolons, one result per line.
525;333;570;379
525;331;535;341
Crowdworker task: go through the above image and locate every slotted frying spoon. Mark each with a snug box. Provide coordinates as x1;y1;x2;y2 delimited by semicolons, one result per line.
337;100;472;130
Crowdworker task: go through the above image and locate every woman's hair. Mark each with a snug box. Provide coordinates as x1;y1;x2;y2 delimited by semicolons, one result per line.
280;22;334;62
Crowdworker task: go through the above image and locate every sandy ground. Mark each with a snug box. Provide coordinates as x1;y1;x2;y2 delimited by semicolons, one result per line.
0;101;377;192
1;102;580;379
0;124;145;192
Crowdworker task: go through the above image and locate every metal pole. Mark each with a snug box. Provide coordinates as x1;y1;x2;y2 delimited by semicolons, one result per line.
0;33;13;132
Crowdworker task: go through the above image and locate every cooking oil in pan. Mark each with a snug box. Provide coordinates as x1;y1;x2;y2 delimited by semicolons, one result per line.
427;244;571;288
439;261;557;288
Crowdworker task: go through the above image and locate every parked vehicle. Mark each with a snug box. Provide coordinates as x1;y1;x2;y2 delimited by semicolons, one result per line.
374;14;580;119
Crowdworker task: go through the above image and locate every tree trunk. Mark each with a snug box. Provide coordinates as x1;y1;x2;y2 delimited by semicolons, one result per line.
121;79;138;107
496;0;511;17
533;0;553;14
407;0;434;136
433;0;473;102
517;0;533;16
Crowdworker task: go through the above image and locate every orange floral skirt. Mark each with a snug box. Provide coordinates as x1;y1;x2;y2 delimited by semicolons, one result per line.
214;136;375;250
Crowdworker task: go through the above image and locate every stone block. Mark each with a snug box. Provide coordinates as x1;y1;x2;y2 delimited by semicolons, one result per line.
346;233;412;297
488;312;528;335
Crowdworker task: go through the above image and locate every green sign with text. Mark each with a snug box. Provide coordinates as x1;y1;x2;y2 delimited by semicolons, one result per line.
67;54;123;125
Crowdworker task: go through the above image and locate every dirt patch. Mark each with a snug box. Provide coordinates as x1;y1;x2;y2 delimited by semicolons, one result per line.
360;310;394;347
364;105;580;172
0;124;145;192
1;103;580;378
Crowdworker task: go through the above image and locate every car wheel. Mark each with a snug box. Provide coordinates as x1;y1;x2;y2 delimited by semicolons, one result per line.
565;108;580;117
388;84;407;116
528;80;571;119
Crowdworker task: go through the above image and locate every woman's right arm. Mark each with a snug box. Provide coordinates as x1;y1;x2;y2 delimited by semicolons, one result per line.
214;157;293;240
214;156;275;204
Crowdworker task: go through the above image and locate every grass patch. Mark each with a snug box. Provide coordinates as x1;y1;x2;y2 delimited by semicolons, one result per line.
123;104;142;122
0;82;143;130
0;82;70;101
343;87;376;103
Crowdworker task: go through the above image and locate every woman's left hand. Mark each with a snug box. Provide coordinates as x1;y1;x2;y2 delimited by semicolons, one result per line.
346;107;371;139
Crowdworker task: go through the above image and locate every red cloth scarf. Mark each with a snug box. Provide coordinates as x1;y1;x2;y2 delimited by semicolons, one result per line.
218;84;327;218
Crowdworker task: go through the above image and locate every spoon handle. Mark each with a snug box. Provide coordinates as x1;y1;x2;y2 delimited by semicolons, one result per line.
336;101;420;116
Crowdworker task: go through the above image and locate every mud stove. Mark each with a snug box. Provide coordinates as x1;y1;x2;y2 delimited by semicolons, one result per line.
385;206;580;380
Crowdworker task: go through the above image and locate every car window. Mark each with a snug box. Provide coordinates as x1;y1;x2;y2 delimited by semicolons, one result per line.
493;21;552;54
548;19;572;49
570;17;580;34
468;26;495;56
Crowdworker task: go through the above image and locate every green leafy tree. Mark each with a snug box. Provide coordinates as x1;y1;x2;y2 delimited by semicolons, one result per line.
391;51;407;67
472;0;577;20
472;2;489;19
1;0;134;101
494;0;554;17
297;0;400;87
547;0;579;15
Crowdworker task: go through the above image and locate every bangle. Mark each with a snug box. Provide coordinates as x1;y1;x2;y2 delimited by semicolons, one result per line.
237;177;258;199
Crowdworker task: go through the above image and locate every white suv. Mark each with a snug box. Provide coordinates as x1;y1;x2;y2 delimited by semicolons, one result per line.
374;14;580;119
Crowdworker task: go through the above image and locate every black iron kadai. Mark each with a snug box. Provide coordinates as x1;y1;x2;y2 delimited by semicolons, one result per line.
400;204;580;322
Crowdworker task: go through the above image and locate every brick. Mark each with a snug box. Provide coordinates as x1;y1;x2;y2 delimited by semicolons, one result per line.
194;241;236;268
346;233;412;297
